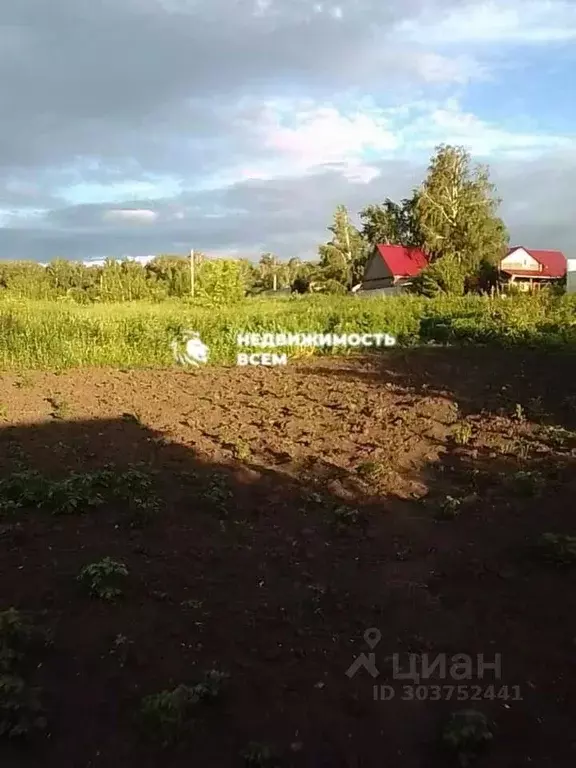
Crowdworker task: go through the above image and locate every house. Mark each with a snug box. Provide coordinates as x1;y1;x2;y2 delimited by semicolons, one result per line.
498;247;566;291
568;259;576;294
360;244;428;290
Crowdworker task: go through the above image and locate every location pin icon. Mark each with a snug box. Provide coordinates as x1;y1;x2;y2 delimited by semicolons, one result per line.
364;627;381;649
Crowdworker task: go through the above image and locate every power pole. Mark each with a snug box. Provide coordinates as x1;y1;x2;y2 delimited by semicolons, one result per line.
189;249;195;298
343;208;352;289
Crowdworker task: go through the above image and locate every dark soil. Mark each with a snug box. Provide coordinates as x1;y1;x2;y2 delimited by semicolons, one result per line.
1;347;576;767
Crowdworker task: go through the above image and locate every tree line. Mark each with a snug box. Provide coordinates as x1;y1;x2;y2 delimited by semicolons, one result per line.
0;144;512;302
309;143;510;296
0;253;299;303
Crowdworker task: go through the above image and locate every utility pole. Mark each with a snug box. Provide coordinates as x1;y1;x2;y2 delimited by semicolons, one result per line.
343;208;352;289
189;249;195;298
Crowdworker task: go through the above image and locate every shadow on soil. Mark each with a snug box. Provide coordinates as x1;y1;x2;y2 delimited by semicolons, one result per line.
319;346;576;429
1;349;576;767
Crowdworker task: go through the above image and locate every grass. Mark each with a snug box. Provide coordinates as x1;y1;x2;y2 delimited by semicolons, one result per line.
452;422;473;446
0;292;574;369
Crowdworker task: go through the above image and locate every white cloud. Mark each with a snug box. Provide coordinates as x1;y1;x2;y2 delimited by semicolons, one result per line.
204;96;575;190
102;209;158;223
341;165;381;183
226;101;398;182
264;105;397;160
400;99;575;157
399;0;576;45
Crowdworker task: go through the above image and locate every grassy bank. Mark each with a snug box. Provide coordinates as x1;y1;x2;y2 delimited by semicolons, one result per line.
0;293;575;370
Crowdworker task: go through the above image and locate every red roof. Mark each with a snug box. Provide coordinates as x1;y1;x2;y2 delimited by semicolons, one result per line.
505;247;566;278
376;245;428;277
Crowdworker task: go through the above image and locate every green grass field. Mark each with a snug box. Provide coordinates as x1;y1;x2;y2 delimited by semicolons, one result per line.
0;293;575;370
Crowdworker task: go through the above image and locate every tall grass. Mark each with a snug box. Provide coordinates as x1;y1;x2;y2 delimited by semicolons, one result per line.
0;293;575;370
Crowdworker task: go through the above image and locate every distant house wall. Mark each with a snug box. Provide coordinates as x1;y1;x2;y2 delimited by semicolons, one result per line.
568;259;576;294
361;249;394;289
500;248;540;272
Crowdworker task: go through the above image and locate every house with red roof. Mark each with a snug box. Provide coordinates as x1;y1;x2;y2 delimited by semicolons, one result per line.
360;244;428;290
359;243;567;293
498;247;566;290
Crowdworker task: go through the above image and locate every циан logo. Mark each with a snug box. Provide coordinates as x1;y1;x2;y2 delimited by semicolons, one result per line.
171;330;209;366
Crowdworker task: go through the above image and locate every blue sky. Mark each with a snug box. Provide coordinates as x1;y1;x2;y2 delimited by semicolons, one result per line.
0;0;574;260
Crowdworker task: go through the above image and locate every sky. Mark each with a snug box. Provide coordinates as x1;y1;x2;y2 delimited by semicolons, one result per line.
0;0;575;262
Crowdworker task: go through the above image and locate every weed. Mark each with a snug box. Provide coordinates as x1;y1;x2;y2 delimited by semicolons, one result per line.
180;599;203;610
124;497;160;528
14;375;33;389
140;670;228;744
46;396;70;419
0;522;26;549
332;505;362;531
77;557;129;600
527;396;547;420
109;634;134;667
536;533;576;566
0;610;38;673
121;412;142;424
441;709;493;766
434;496;462;521
192;669;228;698
452;422;473;446
0;500;21;518
0;675;46;739
395;545;412;561
0;610;48;740
513;403;525;422
203;473;233;516
506;470;545;497
151;590;170;602
541;426;576;451
229;438;251;462
242;741;279;766
356;461;383;483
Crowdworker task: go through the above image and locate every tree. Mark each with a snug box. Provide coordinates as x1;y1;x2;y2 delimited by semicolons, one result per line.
290;261;318;294
360;194;422;249
236;258;261;294
286;257;302;285
318;205;368;289
416;144;509;269
146;255;189;297
258;253;282;291
196;259;245;303
409;254;468;297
